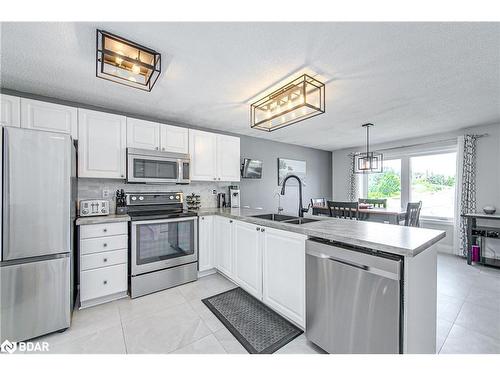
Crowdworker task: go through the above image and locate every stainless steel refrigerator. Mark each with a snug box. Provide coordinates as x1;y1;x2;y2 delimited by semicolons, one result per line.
0;127;76;342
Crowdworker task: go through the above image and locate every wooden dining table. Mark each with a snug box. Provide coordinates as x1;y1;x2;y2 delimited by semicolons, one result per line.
312;204;407;225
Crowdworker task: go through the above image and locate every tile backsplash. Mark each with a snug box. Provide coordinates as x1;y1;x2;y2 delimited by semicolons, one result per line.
78;178;231;212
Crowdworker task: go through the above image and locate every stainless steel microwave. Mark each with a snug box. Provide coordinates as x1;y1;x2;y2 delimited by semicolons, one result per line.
127;148;190;184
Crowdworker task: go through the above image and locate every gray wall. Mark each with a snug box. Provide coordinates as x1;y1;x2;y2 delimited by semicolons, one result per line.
331;122;500;254
239;135;332;215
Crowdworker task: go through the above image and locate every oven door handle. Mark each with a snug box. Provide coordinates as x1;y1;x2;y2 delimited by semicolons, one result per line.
131;216;198;226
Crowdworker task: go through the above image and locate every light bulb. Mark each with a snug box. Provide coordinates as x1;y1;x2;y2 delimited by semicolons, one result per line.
132;64;140;74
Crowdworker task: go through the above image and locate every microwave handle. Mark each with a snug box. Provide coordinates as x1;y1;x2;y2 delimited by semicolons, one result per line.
178;160;183;182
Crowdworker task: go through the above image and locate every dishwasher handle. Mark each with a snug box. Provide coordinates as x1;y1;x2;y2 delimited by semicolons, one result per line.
306;248;401;281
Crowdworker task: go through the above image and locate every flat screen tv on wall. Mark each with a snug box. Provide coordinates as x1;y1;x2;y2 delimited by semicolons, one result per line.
241;158;263;179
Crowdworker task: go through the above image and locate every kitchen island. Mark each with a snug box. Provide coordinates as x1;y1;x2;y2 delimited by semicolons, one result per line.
197;207;445;354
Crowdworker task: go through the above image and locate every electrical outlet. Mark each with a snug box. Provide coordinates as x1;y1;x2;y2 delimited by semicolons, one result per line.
102;189;110;198
212;189;217;195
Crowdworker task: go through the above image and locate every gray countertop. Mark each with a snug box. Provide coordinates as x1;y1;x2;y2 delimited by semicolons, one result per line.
197;208;446;257
76;214;130;226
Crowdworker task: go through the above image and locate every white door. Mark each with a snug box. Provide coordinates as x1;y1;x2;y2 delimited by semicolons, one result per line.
214;215;234;278
20;99;78;138
126;118;160;150
78;109;127;179
262;227;306;327
189;129;217;181
0;94;20;128
160;124;189;153
233;220;262;299
198;215;214;273
216;134;240;182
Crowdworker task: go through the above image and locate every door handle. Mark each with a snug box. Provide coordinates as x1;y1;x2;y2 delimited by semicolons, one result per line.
327;256;369;271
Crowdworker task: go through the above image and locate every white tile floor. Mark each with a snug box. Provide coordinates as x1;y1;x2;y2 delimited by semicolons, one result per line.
30;253;499;354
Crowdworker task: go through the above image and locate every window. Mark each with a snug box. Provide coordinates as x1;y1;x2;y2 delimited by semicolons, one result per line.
367;159;401;209
410;152;456;219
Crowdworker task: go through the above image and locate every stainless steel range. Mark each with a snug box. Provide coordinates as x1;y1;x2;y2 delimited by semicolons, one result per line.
126;192;198;298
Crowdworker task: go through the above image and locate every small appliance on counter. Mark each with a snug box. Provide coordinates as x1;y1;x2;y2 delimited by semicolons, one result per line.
79;199;109;217
217;192;226;208
228;185;240;208
115;189;127;215
186;193;201;210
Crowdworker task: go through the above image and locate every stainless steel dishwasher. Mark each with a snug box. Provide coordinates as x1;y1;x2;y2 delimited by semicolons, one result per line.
306;238;403;354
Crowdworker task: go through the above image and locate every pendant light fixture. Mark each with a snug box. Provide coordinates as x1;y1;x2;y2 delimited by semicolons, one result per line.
96;30;161;91
353;123;383;173
250;74;325;132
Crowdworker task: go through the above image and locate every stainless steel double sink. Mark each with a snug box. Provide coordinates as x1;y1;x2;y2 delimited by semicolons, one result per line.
250;213;319;225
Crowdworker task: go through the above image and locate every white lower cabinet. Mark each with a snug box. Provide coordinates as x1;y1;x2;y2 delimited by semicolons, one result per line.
233;220;262;299
198;215;215;273
211;215;306;327
262;227;306;327
79;222;128;308
214;215;234;278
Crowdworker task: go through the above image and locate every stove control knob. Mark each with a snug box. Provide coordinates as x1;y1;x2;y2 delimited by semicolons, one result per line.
139;196;144;201
175;195;180;199
82;209;88;215
169;196;174;200
131;196;137;201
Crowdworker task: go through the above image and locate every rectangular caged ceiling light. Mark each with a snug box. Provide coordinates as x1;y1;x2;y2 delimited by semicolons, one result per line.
250;74;325;132
96;30;161;91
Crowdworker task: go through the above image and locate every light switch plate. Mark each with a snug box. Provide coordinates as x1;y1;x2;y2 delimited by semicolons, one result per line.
212;189;217;195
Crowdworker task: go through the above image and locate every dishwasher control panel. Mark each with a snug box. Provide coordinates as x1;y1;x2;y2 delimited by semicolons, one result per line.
79;200;109;217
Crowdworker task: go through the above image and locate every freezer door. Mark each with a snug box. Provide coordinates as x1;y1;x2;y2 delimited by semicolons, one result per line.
2;128;71;261
0;256;70;342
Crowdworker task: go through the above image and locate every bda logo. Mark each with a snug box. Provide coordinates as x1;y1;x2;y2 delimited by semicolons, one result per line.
0;339;17;354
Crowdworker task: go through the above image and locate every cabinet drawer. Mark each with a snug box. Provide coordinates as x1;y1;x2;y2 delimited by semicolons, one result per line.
80;222;127;239
81;249;127;271
80;235;128;255
80;264;127;302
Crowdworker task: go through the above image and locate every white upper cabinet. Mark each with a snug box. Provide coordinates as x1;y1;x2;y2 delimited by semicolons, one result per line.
20;98;77;138
216;134;240;182
0;94;21;128
233;220;262;299
262;228;306;327
127;118;160;151
189;129;218;181
160;124;189;154
189;129;240;182
78;109;127;179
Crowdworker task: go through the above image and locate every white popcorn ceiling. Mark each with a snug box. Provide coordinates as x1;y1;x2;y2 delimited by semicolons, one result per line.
1;22;499;151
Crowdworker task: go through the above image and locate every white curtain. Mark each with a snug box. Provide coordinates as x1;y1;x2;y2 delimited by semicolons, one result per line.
348;153;357;202
455;135;479;257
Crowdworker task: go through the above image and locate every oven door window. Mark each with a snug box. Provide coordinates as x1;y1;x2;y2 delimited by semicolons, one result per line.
133;158;178;180
135;220;195;265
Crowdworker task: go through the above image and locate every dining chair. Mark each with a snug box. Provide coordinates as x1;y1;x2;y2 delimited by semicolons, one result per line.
327;201;359;220
404;201;422;227
310;198;327;207
358;198;387;208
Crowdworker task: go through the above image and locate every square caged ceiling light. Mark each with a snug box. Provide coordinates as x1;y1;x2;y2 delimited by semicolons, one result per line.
96;30;161;91
353;123;384;174
250;74;325;132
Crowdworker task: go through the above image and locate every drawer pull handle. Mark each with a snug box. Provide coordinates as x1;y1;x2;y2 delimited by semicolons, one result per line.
103;243;108;247
103;258;108;262
256;227;260;231
229;220;233;223
261;228;265;232
103;228;108;233
103;280;108;285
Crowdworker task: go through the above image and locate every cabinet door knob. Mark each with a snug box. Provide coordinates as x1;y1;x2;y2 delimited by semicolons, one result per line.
121;174;124;178
261;228;265;232
229;220;233;223
162;147;165;151
103;243;108;247
256;227;260;231
103;228;107;233
218;178;221;180
103;280;108;285
201;217;205;220
103;258;108;262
